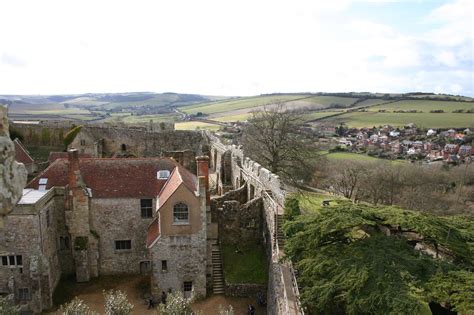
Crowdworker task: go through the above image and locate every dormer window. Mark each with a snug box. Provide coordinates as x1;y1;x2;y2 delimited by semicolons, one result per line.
39;178;48;191
157;170;170;180
173;202;189;224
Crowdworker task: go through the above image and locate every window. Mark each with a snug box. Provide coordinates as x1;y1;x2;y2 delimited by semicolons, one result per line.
115;240;131;250
157;170;170;179
59;236;70;250
183;281;193;292
80;139;86;146
46;209;51;228
140;199;153;218
173;203;189;224
18;288;30;300
1;255;22;267
161;260;168;272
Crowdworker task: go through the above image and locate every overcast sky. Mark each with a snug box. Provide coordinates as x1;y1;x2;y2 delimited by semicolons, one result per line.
0;0;472;96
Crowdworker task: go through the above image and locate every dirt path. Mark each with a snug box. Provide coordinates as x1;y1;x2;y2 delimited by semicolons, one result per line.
44;275;266;315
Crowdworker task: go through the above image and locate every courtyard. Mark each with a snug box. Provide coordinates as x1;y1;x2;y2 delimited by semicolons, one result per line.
45;275;266;314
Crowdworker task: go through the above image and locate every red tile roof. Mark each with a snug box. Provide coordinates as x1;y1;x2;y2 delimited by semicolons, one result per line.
48;152;92;164
146;217;160;248
157;165;197;208
27;157;197;198
14;139;34;166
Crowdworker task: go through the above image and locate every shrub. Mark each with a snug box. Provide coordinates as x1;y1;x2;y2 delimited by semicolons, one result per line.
158;292;193;315
103;290;133;315
57;297;97;315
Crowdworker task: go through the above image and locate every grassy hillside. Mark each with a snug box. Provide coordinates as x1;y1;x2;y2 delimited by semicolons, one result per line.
3;92;473;130
319;111;474;128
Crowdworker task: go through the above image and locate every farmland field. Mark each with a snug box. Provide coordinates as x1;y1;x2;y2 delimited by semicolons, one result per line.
368;100;474;112
318;111;474;128
175;121;221;131
180;94;359;116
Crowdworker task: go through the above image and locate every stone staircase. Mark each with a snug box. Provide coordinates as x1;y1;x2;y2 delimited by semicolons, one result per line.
212;244;225;294
276;214;285;250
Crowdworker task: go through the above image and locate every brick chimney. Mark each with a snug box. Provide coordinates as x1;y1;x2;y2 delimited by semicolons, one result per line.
68;149;80;189
196;156;210;207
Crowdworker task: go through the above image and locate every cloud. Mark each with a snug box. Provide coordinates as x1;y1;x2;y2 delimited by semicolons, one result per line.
1;53;26;67
0;0;472;96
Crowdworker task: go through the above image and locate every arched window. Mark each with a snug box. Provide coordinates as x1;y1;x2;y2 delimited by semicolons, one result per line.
173;203;189;223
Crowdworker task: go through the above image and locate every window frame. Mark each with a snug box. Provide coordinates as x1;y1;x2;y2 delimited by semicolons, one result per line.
140;199;153;219
1;255;23;267
183;281;193;292
173;202;189;224
114;240;132;251
18;288;30;300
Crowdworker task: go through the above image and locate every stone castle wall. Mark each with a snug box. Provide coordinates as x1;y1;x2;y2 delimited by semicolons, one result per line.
90;198;155;275
206;131;303;315
0;188;66;313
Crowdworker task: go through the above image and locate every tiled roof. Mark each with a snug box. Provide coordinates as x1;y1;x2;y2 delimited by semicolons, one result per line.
157;165;197;207
146;217;160;248
48;152;92;164
27;157;197;198
14;139;34;165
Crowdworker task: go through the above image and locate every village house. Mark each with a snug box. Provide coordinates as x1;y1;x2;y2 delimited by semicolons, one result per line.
0;150;211;313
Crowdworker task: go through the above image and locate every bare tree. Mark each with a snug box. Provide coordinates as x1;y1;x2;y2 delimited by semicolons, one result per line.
241;102;318;184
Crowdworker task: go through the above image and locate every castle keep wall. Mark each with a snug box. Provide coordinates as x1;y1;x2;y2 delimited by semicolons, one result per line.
90;198;155;275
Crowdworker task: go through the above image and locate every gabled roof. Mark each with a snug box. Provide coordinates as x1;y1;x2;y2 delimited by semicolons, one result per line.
146;217;160;248
27;157;196;198
48;151;92;164
157;165;197;208
14;139;34;166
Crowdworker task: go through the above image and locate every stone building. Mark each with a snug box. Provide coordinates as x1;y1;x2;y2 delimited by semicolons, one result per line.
1;150;211;313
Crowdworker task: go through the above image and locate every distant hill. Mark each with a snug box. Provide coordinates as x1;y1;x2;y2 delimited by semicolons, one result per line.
2;91;473;129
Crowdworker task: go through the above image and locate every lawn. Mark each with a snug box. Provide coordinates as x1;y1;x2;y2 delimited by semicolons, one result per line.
175;121;221;131
221;243;268;284
292;192;345;214
322;111;474;128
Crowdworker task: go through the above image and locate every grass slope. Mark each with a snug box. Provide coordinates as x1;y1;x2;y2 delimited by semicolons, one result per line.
322;111;474;128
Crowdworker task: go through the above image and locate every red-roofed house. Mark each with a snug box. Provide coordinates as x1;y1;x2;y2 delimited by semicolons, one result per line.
3;150;210;312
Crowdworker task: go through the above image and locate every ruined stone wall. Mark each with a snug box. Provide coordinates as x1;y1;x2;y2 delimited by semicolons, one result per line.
219;198;263;246
9;123;68;147
70;127;208;165
90;198;155;275
207;131;303;315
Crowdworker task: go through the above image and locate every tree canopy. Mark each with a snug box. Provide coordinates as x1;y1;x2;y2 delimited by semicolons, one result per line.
284;199;474;314
241;103;318;184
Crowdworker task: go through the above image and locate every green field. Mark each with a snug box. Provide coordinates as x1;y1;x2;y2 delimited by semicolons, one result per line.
303;111;342;121
175;121;221;131
180;94;360;116
180;95;311;115
119;113;179;124
369;100;474;112
320;111;474;128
